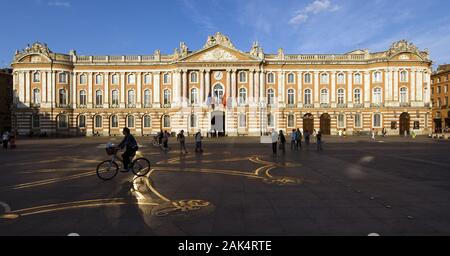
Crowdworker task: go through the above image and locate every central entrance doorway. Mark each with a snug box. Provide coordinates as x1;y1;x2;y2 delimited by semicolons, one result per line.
211;110;225;137
303;113;314;134
320;113;331;135
399;112;410;135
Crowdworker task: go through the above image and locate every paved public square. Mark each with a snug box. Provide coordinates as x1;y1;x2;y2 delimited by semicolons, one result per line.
1;135;450;236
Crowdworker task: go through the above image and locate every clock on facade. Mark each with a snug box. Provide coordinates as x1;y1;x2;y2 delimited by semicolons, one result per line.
214;71;223;80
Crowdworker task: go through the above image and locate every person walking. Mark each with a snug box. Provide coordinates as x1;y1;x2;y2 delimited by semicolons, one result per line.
371;129;376;140
290;129;297;151
304;130;310;147
2;130;10;150
271;129;278;155
316;131;323;151
296;128;302;150
177;130;188;154
162;130;170;152
195;129;203;153
312;129;317;144
279;130;286;155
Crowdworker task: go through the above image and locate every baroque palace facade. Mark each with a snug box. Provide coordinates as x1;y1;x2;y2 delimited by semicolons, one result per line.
11;33;432;136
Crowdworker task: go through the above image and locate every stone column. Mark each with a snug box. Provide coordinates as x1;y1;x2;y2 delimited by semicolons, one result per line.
25;71;30;105
417;70;423;102
69;72;74;107
254;70;260;104
136;73;142;108
182;70;188;106
347;71;353;103
279;71;285;104
19;71;25;104
410;69;416;102
226;69;231;102
205;70;211;101
51;71;56;108
249;70;254;104
424;70;431;104
260;71;265;101
104;72;109;107
384;69;390;103
393;69;399;101
120;72;126;108
314;71;319;105
153;72;161;108
200;70;204;104
88;73;93;107
364;71;370;105
331;71;336;104
297;72;303;106
46;71;51;105
42;71;47;104
174;70;181;106
231;70;237;106
72;72;77;107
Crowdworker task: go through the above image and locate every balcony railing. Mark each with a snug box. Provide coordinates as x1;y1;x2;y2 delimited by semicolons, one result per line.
400;102;411;107
95;105;103;108
127;104;136;108
353;103;364;108
286;103;297;108
337;103;348;108
303;104;314;109
163;103;171;108
78;104;87;108
320;103;331;108
57;104;70;108
110;103;119;108
30;103;41;108
143;104;153;108
370;103;384;108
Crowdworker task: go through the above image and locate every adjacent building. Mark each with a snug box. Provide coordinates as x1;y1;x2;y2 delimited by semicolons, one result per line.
10;33;432;136
431;64;450;133
0;68;13;132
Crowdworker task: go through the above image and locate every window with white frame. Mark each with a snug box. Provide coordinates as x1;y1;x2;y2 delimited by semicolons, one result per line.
354;89;361;104
33;72;41;83
337;89;345;104
58;72;67;83
127;115;135;128
58;114;68;128
78;115;86;128
239;113;246;128
144;74;151;84
373;88;382;103
163;115;171;128
304;73;312;84
239;88;247;105
400;70;408;82
288;114;295;128
354;73;362;84
111;74;119;84
287;73;295;84
267;73;275;84
304;89;312;105
337;73;345;84
95;115;103;128
320;73;329;84
373;71;382;83
190;72;198;83
33;88;40;104
267;113;275;127
373;113;382;128
59;89;67;106
190;114;197;128
239;71;247;83
190;88;198;104
144;89;152;106
143;115;151;128
163;73;171;84
32;114;40;128
128;90;135;106
338;114;345;128
79;90;87;106
267;88;275;105
111;115;118;128
95;74;103;85
111;90;119;106
163;89;171;105
354;113;362;128
79;74;87;84
95;90;103;106
400;87;408;103
128;74;136;84
320;89;329;104
287;89;295;105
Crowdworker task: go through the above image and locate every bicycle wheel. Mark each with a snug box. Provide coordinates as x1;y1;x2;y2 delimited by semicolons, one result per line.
131;158;151;177
96;160;119;180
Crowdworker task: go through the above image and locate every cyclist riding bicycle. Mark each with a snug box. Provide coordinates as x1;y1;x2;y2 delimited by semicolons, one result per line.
117;127;138;172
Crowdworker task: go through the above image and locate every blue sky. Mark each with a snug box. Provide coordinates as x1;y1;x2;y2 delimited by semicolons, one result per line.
1;0;449;68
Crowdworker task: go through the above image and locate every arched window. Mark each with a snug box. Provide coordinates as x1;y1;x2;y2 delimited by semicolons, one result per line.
33;88;40;104
373;88;382;103
354;113;362;128
304;89;312;105
144;74;151;84
373;113;382;128
59;72;67;83
239;88;247;105
59;89;67;106
111;115;118;128
239;72;247;83
267;73;275;84
190;72;198;83
304;73;312;84
111;90;119;106
287;73;295;84
58;114;68;128
32;114;40;128
337;89;345;104
320;73;329;84
95;115;103;128
267;113;275;127
239;113;247;128
128;90;135;106
79;90;87;106
287;89;295;105
127;115;135;128
354;73;362;84
213;84;224;101
163;73;170;84
190;114;197;128
144;89;152;107
400;70;408;82
337;73;345;84
163;115;171;128
33;72;41;83
190;88;198;104
143;115;151;128
163;89;171;105
354;89;361;104
79;74;87;84
95;74;103;85
128;73;136;84
320;89;329;104
78;115;86;128
287;114;295;128
111;74;119;85
267;88;275;105
338;114;345;128
400;87;408;103
373;71;382;83
95;90;103;106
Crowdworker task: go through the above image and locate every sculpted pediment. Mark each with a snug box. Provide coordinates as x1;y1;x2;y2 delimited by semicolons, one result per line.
179;45;259;62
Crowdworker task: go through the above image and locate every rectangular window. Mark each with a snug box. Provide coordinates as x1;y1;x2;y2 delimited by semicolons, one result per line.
287;115;295;128
239;114;246;128
59;73;67;83
144;74;151;84
354;114;362;128
267;114;275;127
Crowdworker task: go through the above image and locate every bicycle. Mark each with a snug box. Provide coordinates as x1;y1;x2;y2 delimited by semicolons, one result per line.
96;145;151;181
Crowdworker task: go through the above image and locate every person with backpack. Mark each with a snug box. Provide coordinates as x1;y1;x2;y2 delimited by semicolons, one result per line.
177;130;188;154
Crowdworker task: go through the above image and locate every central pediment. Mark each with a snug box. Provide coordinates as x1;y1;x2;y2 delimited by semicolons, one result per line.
178;44;260;63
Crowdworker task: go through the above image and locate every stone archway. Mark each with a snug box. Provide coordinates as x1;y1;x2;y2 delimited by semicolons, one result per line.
320;113;331;135
303;113;314;134
399;112;410;136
